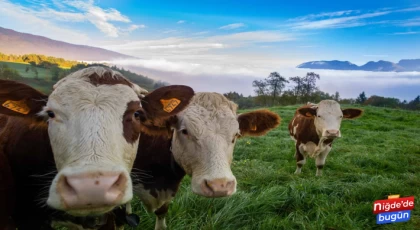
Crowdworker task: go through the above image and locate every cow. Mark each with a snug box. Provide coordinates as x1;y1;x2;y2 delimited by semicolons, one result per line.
132;92;281;230
288;100;363;176
0;66;194;229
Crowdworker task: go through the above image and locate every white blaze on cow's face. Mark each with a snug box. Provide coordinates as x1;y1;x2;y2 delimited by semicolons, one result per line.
44;67;145;216
298;100;363;139
171;93;281;198
313;100;344;138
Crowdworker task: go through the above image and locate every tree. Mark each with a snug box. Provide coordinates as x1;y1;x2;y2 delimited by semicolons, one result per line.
301;72;320;101
356;91;367;104
407;96;420;110
265;72;289;104
252;79;269;106
333;91;340;101
50;65;61;81
289;76;304;103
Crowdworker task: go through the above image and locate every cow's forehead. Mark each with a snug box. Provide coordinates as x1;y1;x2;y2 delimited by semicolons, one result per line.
317;100;342;114
48;67;140;112
179;93;239;135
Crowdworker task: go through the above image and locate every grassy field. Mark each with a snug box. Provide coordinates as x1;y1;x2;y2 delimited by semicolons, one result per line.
129;105;420;230
1;61;56;94
0;61;53;79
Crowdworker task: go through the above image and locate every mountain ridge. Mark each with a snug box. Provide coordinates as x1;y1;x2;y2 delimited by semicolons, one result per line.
0;27;135;61
297;59;420;72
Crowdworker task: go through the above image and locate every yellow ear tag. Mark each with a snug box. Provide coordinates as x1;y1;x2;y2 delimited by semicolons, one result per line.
250;124;257;131
388;194;400;199
2;100;30;114
160;98;181;113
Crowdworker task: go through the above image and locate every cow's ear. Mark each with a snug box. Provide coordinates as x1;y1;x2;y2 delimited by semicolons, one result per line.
140;85;193;130
297;107;317;118
342;108;363;119
237;109;280;137
0;80;48;117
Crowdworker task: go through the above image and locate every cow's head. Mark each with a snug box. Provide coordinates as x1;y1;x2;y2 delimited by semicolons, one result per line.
169;93;280;197
297;100;363;139
0;67;194;216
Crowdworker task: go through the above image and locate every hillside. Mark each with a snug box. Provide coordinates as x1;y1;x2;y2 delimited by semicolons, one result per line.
297;59;420;72
132;105;420;229
0;27;134;61
0;61;166;93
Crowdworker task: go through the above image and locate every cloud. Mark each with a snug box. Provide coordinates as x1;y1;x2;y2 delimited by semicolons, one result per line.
0;0;140;38
219;23;246;30
162;29;177;34
288;10;358;22
363;54;389;57
399;17;420;27
104;58;420;101
177;20;186;24
290;11;390;29
390;31;419;35
0;0;90;44
288;6;420;30
193;31;209;35
103;30;296;58
297;45;318;48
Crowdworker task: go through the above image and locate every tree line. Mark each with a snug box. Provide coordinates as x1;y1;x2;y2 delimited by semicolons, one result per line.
0;52;81;68
224;71;420;111
0;54;168;91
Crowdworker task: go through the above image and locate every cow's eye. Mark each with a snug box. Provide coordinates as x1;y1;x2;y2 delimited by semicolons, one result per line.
181;129;188;135
134;111;141;118
340;115;343;118
317;115;321;118
46;110;55;119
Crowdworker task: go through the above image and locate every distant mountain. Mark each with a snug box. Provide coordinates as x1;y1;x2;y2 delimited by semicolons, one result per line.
297;60;359;70
297;59;420;72
398;59;420;71
0;27;134;61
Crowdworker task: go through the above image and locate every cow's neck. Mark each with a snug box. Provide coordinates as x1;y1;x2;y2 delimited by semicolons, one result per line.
133;133;186;194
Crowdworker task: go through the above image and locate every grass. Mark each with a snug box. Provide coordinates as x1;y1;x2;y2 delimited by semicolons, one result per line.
0;61;52;79
129;105;420;230
1;61;56;94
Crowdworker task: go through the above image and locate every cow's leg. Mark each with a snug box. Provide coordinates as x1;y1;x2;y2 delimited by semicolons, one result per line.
294;143;306;174
154;202;169;230
315;147;331;176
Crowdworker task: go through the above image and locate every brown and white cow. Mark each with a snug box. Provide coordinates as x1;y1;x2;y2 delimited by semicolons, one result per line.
132;92;281;229
0;66;194;229
288;100;363;176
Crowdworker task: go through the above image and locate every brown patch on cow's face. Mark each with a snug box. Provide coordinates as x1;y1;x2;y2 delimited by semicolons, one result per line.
123;101;142;144
88;71;133;88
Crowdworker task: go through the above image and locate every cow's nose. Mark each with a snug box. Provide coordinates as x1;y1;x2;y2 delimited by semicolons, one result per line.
201;178;236;197
326;129;340;137
57;172;127;209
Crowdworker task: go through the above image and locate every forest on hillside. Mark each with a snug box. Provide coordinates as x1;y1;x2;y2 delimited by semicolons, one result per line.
0;52;167;91
224;72;420;110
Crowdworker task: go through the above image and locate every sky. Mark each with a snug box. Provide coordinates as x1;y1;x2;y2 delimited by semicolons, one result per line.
1;0;420;100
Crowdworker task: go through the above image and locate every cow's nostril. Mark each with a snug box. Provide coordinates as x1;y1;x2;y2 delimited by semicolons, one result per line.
204;179;214;192
62;176;77;196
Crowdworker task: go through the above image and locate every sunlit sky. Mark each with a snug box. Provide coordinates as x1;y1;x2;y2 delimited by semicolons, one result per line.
1;0;420;100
